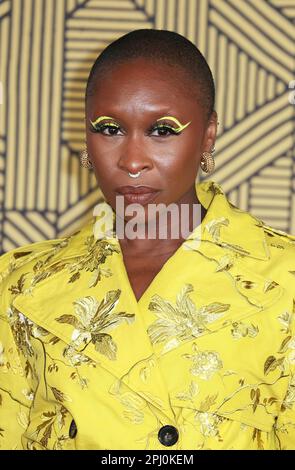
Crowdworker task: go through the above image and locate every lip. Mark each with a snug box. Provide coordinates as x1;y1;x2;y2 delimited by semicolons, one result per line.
115;185;160;194
115;186;160;205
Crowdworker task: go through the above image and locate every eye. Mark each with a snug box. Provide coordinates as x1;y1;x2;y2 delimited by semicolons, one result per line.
89;121;180;137
149;124;179;137
89;123;123;136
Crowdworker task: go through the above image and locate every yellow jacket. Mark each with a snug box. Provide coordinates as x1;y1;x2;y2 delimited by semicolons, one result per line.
1;180;295;450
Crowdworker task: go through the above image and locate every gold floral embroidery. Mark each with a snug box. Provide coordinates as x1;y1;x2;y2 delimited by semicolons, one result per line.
7;235;120;298
109;380;146;425
56;290;135;360
182;344;223;380
32;405;72;449
195;411;224;438
58;236;120;287
7;306;34;358
281;375;295;411
175;381;199;402
147;284;230;353
205;217;252;256
231;321;259;339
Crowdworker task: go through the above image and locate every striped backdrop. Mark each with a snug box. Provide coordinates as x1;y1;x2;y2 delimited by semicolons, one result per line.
0;0;294;253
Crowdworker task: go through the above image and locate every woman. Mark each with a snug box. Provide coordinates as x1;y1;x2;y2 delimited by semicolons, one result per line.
0;29;295;450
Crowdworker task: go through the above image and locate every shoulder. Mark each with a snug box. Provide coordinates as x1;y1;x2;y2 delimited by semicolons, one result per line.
0;238;64;271
0;238;66;312
0;236;69;282
0;218;96;309
226;199;295;294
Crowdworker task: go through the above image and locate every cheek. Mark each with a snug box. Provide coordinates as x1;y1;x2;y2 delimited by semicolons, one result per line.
154;142;200;177
87;139;115;177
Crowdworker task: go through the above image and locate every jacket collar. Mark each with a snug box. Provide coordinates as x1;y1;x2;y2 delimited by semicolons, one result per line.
185;180;270;261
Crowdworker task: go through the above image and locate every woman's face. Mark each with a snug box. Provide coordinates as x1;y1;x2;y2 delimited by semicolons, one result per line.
85;58;217;220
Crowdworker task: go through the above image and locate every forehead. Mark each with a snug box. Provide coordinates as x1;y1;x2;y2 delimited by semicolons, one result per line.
86;59;200;117
97;58;191;90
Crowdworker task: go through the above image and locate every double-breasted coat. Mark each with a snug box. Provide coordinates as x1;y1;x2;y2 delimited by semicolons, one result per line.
1;180;295;450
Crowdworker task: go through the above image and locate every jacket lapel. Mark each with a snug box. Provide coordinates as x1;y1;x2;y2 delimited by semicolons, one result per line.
10;222;177;422
136;231;286;357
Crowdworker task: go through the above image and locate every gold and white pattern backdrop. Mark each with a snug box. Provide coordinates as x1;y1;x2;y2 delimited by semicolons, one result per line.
0;0;294;253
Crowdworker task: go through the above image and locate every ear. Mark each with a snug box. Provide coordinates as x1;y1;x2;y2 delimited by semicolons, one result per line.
202;110;218;153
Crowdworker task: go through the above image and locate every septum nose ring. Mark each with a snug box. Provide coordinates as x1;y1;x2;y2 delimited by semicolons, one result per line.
128;171;141;178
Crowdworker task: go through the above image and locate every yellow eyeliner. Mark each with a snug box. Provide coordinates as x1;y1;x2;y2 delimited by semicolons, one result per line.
90;115;191;133
156;116;191;132
90;116;117;129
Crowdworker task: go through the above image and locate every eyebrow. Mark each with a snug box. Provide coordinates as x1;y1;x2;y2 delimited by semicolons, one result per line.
90;115;191;132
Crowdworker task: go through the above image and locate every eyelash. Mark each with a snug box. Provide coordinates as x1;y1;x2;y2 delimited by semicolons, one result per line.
89;122;180;137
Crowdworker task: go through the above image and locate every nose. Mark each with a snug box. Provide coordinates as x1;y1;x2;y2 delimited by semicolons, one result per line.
117;136;153;175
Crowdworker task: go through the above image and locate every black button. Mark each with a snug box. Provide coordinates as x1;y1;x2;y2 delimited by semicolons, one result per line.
69;419;77;439
158;425;179;446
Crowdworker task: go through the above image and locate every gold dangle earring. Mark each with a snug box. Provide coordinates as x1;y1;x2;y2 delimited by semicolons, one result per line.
79;147;93;170
200;145;215;174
